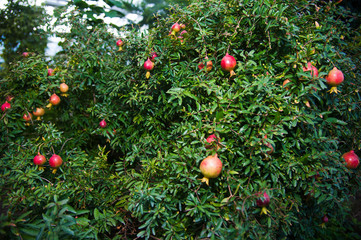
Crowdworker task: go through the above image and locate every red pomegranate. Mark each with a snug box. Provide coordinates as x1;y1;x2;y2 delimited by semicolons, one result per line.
326;67;344;94
206;134;217;144
150;52;158;62
302;62;318;78
47;68;54;76
1;101;11;112
6;95;14;102
170;23;181;35
99;119;107;128
23;113;32;121
322;215;329;223
200;154;223;185
33;153;46;166
221;53;237;77
49;94;60;106
342;150;359;169
144;58;154;79
116;39;123;51
22;52;29;57
256;192;270;215
49;154;62;168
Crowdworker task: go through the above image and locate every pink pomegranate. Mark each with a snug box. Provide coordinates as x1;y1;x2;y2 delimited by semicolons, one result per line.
200;154;223;185
326;67;344;94
1;102;11;112
221;53;237;77
144;58;154;79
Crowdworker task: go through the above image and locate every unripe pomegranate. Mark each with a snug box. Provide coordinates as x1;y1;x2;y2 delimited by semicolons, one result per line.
99;119;107;128
144;58;154;79
49;154;62;168
33;153;46;166
33;108;45;120
116;39;123;51
302;62;318;78
60;83;69;93
256;192;271;215
326;67;344;94
221;53;237;77
342;150;359;169
47;68;54;76
200;154;223;185
1;101;11;112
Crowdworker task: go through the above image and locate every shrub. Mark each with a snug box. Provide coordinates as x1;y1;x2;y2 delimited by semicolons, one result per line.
1;0;361;239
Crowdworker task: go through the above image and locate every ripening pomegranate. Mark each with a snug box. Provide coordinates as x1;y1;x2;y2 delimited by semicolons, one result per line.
6;95;14;102
144;58;154;79
47;68;54;76
221;53;237;77
50;94;60;105
60;83;69;93
1;101;11;112
342;150;359;169
180;23;186;29
326;67;344;94
33;108;45;120
116;39;123;51
23;113;32;121
256;192;270;215
282;79;291;90
99;119;107;128
170;23;181;36
22;52;29;57
33;153;46;166
200;154;223;185
49;154;63;168
302;62;318;79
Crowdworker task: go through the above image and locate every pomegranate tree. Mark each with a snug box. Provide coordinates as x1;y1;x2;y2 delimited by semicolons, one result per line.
342;150;359;169
144;58;154;79
99;119;107;128
256;192;270;215
199;154;223;185
1;101;11;112
116;39;123;51
221;53;237;77
326;67;344;94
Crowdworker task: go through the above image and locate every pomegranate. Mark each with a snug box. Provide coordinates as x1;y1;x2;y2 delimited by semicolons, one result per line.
180;23;186;29
1;101;11;112
33;108;45;120
282;79;291;90
206;134;217;144
198;62;205;70
22;52;29;57
256;192;270;215
6;95;14;102
144;58;154;79
342;150;359;169
221;53;237;77
33;153;46;166
302;62;318;78
60;83;69;93
23;113;32;121
49;93;60;106
326;67;344;94
47;68;54;76
322;215;328;223
150;52;158;62
199;57;213;72
170;23;181;35
99;119;107;128
116;39;123;51
200;154;223;185
49;154;63;168
263;135;274;154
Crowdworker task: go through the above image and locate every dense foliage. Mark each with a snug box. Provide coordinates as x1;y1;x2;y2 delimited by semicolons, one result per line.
1;0;361;239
